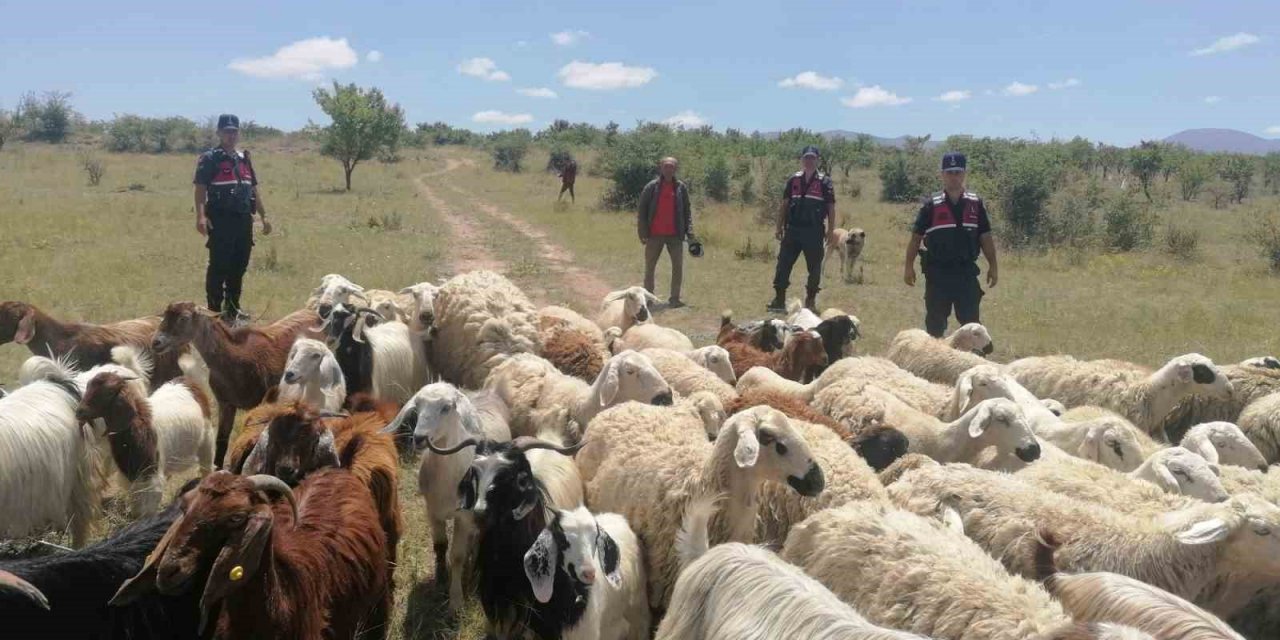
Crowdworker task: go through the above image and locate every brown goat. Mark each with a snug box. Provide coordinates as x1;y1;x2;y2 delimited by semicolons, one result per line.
727;389;909;472
0;301;181;384
111;470;390;639
225;399;402;568
723;331;827;381
151;302;321;467
716;312;784;353
539;323;605;382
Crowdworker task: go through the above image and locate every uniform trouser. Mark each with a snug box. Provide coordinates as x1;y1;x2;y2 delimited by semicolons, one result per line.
924;270;983;337
773;234;824;292
205;213;254;313
643;235;684;302
559;182;575;200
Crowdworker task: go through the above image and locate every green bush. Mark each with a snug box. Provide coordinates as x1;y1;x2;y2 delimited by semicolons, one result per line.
105;115;206;154
1103;191;1154;251
1220;155;1255;203
601;124;674;210
878;154;914;202
15;91;76;143
1163;224;1200;260
1178;157;1211;201
1254;213;1280;272
704;155;731;202
490;131;531;173
997;151;1056;245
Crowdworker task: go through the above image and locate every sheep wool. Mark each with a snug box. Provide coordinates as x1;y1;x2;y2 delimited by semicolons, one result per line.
640;348;738;407
886;326;993;385
575;393;725;482
431;271;542;389
1161;361;1280;443
618;324;694;352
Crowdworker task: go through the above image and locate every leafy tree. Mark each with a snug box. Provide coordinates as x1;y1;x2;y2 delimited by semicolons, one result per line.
312;82;405;190
704;155;731;202
1095;144;1125;180
1103;191;1154;251
0;110;14;151
1219;155;1255;203
16;91;75;143
997;150;1056;245
1128;141;1164;202
1177;156;1212;202
878;154;914;202
490;129;531;172
604;121;620;146
1263;152;1280;194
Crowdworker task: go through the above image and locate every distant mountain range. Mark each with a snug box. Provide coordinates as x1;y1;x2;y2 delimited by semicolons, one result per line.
1163;129;1280;155
763;127;1279;155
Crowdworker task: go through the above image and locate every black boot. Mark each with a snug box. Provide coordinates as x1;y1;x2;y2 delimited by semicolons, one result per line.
767;288;787;313
805;288;819;312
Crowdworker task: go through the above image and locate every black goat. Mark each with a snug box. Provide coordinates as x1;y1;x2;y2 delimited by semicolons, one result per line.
322;304;383;399
806;315;860;382
425;436;585;639
0;480;204;639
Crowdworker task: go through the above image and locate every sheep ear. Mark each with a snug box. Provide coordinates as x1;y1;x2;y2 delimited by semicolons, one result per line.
734;420;761;468
111;513;186;606
1208;462;1222;477
599;361;620;407
1078;428;1103;463
199;509;274;634
644;291;660;305
940;506;965;535
1187;437;1220;464
968;404;992;438
1176;518;1231;545
1152;461;1181;492
523;527;558;604
598;527;622;588
14;308;35;345
314;428;340;468
955;376;975;415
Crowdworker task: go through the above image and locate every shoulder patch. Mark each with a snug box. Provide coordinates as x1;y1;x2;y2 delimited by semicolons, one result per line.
931;191;945;203
964;191;981;201
792;171;805;177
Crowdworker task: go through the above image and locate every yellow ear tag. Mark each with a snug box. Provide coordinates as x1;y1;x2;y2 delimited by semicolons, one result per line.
229;566;245;581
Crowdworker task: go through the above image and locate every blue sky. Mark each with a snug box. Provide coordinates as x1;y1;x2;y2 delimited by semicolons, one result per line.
2;1;1276;145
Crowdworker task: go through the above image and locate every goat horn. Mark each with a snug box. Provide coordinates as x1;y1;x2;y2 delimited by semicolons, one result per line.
512;436;587;456
424;437;479;456
317;410;350;419
351;291;371;304
246;475;299;525
0;570;48;611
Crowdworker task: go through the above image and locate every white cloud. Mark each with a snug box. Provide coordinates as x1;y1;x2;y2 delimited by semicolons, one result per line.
365;50;383;63
517;87;558;98
557;61;657;90
778;71;843;91
457;58;511;82
841;85;912;108
662;110;707;128
228;37;358;81
551;30;589;46
1002;81;1039;96
515;40;529;48
472;110;534;126
1047;78;1080;90
1204;96;1223;104
935;89;971;103
1265;125;1280;136
1191;32;1260;56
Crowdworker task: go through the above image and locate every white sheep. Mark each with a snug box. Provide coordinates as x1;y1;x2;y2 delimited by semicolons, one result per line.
612;323;694;352
597;287;658;333
736;365;815;402
486;351;673;441
639;348;737;406
950;365;1147;471
1042;398;1067;416
586;406;825;609
0;361;98;547
1180;421;1269;472
1017;449;1228;510
811;356;952;415
540;305;607;345
1236;393;1280;464
385;382;512;614
279;338;346;412
575;392;727;482
658;498;924;640
523;506;650;640
431;270;542;389
1161;358;1280;443
886;325;994;386
781;500;1152;640
887;463;1280;620
1006;353;1233;439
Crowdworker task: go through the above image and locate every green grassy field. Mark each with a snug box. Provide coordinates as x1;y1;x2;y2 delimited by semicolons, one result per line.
2;140;1279;639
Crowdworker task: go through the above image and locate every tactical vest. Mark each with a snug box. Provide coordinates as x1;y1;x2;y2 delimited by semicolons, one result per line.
786;171;829;231
921;191;982;269
204;148;256;216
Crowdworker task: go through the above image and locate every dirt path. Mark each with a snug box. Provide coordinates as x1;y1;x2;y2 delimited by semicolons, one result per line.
418;158;613;304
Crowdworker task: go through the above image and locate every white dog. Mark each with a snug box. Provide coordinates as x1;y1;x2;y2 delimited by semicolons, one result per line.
825;227;866;283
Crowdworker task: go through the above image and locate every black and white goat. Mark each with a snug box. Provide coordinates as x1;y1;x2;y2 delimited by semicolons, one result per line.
523;506;650;640
321;303;423;405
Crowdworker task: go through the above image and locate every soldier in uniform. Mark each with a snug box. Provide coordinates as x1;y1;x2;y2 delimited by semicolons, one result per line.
768;145;836;312
903;151;998;337
193;114;271;322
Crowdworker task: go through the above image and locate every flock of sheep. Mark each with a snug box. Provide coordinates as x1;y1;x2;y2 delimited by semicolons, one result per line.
1;268;1280;639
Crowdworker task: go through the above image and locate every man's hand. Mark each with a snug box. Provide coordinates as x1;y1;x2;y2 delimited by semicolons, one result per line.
261;218;273;235
904;264;917;287
639;236;648;245
196;215;208;237
986;267;998;288
775;228;784;242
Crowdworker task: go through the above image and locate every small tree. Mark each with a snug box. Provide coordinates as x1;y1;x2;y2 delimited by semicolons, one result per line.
312;82;405;191
1128;141;1164;202
1219;155;1255;204
1205;180;1232;209
491;130;530;172
80;153;105;186
16;91;75;143
1103;191;1154;251
0;110;13;151
997;151;1055;245
704;155;731;202
1177;157;1211;202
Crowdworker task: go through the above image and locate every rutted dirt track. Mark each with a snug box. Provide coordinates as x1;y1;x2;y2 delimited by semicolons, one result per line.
417;158;612;304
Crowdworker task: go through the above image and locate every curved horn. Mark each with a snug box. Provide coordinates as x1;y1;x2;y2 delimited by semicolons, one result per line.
425;437;479;456
350;290;371;304
0;570;48;611
246;475;299;525
512;436;587;456
352;314;369;344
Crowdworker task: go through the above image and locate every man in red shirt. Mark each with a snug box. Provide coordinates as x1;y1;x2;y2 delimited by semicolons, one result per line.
637;157;693;308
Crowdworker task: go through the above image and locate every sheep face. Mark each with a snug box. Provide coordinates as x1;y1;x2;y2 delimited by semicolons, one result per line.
154;302;213;354
852;425;911;472
689;345;736;384
1185;494;1280;576
395;383;477;450
312;274;367;319
241;404;340;486
604;287;658;325
688;391;727;440
283;339;331;386
724;406;825;497
597;351;673;408
400;282;441;329
1137;448;1228;502
372;300;404;323
1042;399;1067;417
1081;422;1144;473
951;323;994;355
952;364;1008;415
1242;356;1280;371
970;398;1041;462
0;301;35;345
1159;354;1232;400
524;507;621;602
1184;422;1269;472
